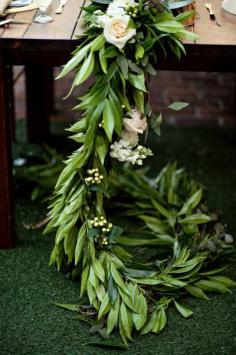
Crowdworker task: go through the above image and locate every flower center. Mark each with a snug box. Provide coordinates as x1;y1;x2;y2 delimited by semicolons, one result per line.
112;21;128;38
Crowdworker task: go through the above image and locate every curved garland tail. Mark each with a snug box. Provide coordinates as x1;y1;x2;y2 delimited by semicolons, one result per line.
44;0;235;346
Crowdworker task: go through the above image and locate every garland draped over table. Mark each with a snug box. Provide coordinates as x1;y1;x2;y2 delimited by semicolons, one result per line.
45;0;235;346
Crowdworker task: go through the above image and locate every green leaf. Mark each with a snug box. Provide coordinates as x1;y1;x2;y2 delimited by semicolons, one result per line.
108;274;118;306
103;98;115;141
124;268;157;278
73;51;95;87
133;292;147;331
113;245;133;262
99;46;107;73
168;102;189;111
135;43;145;60
140;311;156;335
152;308;167;333
199;266;227;276
185;285;210;300
151;199;171;219
194;280;229;293
128;277;162;285
151;113;162;136
208;276;236;288
128;73;147;92
89;265;98;289
56;42;91;79
74;224;86;265
117;55;129;79
86;339;127;350
91;34;105;51
119;287;137;312
179;213;211;224
111;263;128;294
80;265;89;296
93;258;105;283
154;21;184;34
95;134;109;165
178;189;203;216
120;302;132;340
98;293;111;320
107;297;120;335
174;300;193;318
109;90;122;135
55;303;79;311
175;10;196;23
133;90;144;113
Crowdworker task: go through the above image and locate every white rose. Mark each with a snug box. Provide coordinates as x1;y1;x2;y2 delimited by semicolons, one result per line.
103;16;136;50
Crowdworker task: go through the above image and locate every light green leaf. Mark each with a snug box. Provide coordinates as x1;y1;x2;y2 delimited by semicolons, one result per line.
93;258;105;283
56;42;91;79
95;133;109;165
103;98;115;141
154;21;184;34
178;189;203;216
111;263;128;294
135;43;145;60
185;285;210;300
132;292;147;331
72;51;95;87
117;55;128;79
175;10;196;23
89;265;98;289
128;73;147;92
120;302;132;340
55;303;79;311
98;292;111;320
174;300;193;318
80;265;89;297
208;276;236;288
168;102;189;111
152;199;171;219
194;280;229;293
179;213;211;224
99;46;107;73
91;34;105;52
107;297;120;335
74;224;86;265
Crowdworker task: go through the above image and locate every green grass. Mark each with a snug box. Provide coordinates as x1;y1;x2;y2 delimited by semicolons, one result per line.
1;125;236;355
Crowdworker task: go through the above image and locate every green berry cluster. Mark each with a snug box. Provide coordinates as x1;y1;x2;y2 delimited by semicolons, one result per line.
85;168;104;185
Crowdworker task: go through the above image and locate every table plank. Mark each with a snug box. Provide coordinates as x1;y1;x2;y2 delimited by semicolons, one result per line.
24;0;83;40
72;0;88;39
2;10;37;39
195;0;236;44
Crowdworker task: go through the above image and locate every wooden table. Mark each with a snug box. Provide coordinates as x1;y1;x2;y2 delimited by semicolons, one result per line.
0;0;236;248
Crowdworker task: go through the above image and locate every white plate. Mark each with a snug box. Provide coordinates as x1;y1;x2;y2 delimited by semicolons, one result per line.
10;0;32;7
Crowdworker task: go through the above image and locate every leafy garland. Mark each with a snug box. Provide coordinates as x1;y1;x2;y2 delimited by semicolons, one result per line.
45;0;235;346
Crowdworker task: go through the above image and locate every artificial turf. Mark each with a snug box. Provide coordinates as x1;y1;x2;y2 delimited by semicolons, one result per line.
0;125;236;355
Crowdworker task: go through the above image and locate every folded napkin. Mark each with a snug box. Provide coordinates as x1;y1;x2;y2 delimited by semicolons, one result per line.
0;0;11;16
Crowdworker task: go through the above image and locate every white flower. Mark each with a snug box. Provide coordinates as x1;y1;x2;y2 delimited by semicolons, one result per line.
110;140;153;165
107;0;135;17
103;16;136;49
123;109;147;134
224;234;234;244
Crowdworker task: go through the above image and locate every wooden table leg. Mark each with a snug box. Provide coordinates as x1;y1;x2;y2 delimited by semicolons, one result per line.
0;53;15;248
25;65;54;143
